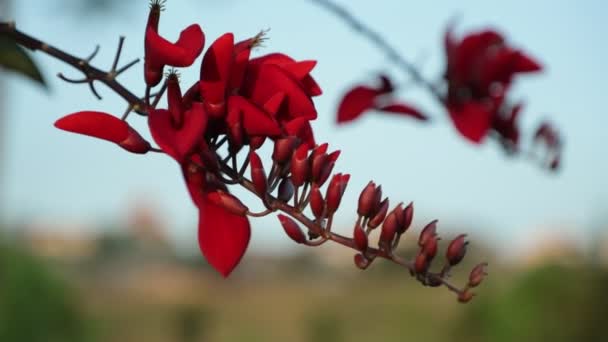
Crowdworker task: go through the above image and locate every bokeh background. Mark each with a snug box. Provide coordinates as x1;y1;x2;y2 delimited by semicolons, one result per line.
1;0;607;341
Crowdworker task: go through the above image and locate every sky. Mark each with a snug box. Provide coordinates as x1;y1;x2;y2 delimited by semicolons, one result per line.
1;0;607;256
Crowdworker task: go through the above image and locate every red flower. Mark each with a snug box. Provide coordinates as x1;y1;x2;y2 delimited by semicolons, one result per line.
444;27;542;143
183;164;250;277
144;23;205;86
337;75;427;124
148;102;208;163
55;111;150;154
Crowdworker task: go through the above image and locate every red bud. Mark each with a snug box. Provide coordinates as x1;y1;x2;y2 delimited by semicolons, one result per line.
358;181;377;217
458;290;475;303
397;202;414;234
249;151;267;196
367;198;389;229
278;214;306;244
325;173;350;214
353;223;368;251
310;185;325;219
379;211;398;250
311;153;328;183
207;191;248;216
250;136;266;150
414;252;429;274
446;234;468;266
418;220;438;247
272;137;298;164
290;144;309;187
468;262;488;288
167;73;184;126
421;235;439;260
354;253;371;269
317;150;340;186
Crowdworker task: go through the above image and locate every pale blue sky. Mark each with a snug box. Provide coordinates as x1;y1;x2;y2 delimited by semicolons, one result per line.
2;0;607;255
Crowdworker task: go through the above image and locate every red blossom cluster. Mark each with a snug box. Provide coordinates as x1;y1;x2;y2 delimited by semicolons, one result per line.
335;18;562;170
2;1;487;301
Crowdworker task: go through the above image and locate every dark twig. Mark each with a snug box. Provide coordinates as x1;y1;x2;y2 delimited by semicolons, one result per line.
309;0;444;103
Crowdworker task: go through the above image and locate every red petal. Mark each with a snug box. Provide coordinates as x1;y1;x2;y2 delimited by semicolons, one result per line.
55;111;129;143
448;102;493;143
148;102;208;162
336;86;381;123
228;95;282;137
249;53;295;66
378;102;428;121
263;92;286;117
281;60;317;80
145;24;205;68
199;33;235;109
244;64;317;120
284;117;315;148
198;195;251;277
301;75;323;97
167;76;184;126
230;39;253;91
512;51;543;73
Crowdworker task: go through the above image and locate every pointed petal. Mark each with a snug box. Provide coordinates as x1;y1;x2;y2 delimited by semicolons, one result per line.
336;86;381;123
244;64;317;120
198;195;251;277
378;102;428;121
199;33;235;107
148;103;208;162
282;60;317;80
228;95;281;137
145;24;205;67
448;102;493;143
55;111;129;143
512;51;543;73
263;92;286;117
284;117;315;149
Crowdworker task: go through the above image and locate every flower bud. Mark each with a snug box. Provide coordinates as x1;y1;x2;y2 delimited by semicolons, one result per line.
290;144;310;187
207;191;248;216
310;185;325;219
414;252;429;274
418;220;438;247
398;202;414;234
354;253;371;270
458;290;475;303
250;136;266;150
468;262;488;288
317;150;340;186
353;223;368;251
311;143;328;158
421;234;439;260
249;151;267;196
379;211;398;250
367;198;389;229
368;185;383;217
167;73;184;126
272;137;298;164
277;178;294;202
357;181;377;217
446;234;468;266
310;153;328;183
325;173;350;214
278;214;306;244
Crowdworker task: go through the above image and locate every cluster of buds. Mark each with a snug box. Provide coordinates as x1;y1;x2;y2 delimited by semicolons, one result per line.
0;1;486;302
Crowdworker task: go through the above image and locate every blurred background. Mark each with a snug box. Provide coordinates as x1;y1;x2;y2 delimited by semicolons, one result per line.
1;0;607;341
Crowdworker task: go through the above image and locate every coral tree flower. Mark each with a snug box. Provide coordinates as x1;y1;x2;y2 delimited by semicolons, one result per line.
144;27;322;276
54;111;150;154
337;75;427;124
144;2;205;86
443;27;542;143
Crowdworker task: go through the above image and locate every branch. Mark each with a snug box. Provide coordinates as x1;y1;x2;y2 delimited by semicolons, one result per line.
0;22;147;115
309;0;444;102
216;150;472;299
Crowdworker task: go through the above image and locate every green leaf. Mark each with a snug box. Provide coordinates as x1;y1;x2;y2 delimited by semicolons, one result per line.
0;36;46;87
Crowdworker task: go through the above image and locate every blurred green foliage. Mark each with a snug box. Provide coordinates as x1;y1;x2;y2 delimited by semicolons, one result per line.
453;264;608;342
0;242;93;342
